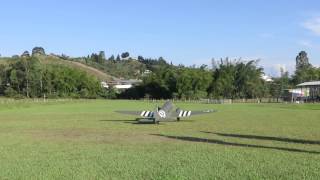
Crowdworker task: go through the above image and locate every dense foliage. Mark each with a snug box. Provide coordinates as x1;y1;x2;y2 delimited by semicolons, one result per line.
120;58;266;99
0;56;104;98
120;53;320;100
1;49;319;100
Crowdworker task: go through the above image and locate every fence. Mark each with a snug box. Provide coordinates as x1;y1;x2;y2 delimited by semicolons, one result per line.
142;98;284;104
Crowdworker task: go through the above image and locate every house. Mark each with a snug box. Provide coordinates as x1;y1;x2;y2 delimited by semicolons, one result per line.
101;79;142;90
282;88;307;102
261;75;273;82
101;82;109;88
296;81;320;102
283;81;320;102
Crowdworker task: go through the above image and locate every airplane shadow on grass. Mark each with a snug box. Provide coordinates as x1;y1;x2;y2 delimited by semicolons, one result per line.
99;119;195;125
151;134;320;154
201;131;320;145
99;119;153;125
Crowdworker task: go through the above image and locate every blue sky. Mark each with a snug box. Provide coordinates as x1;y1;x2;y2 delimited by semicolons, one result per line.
0;0;320;76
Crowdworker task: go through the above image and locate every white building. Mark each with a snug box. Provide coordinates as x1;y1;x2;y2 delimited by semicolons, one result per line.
114;84;133;89
101;79;142;90
261;75;273;82
101;82;109;88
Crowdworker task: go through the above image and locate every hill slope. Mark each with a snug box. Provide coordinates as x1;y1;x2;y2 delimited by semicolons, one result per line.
40;56;115;81
1;56;115;81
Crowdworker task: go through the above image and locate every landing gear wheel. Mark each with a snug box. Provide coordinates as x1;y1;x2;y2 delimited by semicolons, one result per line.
177;117;180;122
153;119;160;124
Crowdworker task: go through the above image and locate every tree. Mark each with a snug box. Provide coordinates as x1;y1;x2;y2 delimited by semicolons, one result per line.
293;66;319;84
1;56;104;99
32;47;46;56
208;58;264;99
90;53;99;63
269;68;290;100
293;51;318;84
98;51;106;64
21;51;30;58
108;55;115;61
296;51;310;70
121;52;130;59
138;56;144;61
116;55;121;61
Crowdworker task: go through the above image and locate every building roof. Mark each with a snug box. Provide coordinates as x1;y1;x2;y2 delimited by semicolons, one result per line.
297;81;320;87
106;79;142;85
261;75;273;82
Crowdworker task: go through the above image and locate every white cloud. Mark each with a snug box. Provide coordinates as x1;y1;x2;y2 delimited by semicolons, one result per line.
302;16;320;36
263;64;295;77
298;40;313;48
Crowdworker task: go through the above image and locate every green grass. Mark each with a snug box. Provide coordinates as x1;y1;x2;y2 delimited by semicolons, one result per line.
0;100;319;179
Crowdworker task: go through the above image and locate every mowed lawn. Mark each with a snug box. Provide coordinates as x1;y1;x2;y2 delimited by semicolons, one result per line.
0;100;319;179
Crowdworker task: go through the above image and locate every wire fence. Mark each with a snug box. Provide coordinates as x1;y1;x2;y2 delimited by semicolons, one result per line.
141;98;284;104
0;97;285;105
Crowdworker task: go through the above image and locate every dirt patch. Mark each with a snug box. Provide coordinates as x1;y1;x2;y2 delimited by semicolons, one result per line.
41;56;114;81
66;61;114;81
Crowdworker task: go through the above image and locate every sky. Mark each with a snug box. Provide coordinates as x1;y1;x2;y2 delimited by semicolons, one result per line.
0;0;320;76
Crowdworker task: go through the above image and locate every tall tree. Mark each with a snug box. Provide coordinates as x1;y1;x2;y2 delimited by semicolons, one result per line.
32;47;46;56
116;55;121;61
108;55;115;61
296;51;310;70
293;51;318;84
98;51;106;64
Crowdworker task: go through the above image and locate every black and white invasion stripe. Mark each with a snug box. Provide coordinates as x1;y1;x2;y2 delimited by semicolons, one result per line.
140;111;154;117
178;110;191;117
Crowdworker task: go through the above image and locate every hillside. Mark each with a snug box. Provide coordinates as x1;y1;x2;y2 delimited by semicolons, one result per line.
0;55;115;81
40;56;115;81
82;59;147;79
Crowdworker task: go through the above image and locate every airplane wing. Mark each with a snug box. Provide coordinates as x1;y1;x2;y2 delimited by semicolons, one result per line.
177;109;216;117
115;111;155;118
191;110;216;116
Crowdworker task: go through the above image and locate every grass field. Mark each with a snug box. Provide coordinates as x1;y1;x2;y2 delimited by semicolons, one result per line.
0;100;319;179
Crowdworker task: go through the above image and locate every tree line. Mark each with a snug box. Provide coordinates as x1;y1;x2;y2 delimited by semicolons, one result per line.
120;58;266;99
1;49;319;100
0;56;105;99
120;51;320;100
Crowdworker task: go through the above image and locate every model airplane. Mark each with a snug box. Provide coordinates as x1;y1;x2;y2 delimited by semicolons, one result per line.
116;101;216;124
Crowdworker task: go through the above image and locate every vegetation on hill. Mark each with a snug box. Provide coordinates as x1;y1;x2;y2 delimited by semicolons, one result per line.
80;58;146;79
0;47;319;100
120;59;265;99
120;51;320;100
42;56;114;81
0;56;107;99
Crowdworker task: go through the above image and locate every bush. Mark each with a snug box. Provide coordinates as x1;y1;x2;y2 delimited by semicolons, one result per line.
4;87;18;97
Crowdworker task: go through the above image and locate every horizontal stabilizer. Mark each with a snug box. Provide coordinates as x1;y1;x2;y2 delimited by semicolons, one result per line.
140;111;154;117
178;110;192;117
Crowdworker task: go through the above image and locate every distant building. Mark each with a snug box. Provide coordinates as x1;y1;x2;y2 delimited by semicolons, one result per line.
101;82;109;88
114;84;133;89
142;70;152;76
283;88;307;102
283;81;320;102
261;75;273;82
101;79;142;90
296;81;320;102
